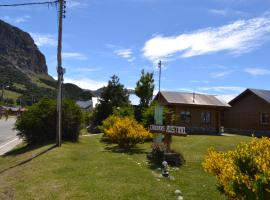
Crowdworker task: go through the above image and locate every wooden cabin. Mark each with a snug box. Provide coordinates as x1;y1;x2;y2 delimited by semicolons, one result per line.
224;88;270;136
153;91;230;134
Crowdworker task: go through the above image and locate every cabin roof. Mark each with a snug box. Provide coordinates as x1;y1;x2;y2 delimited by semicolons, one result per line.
154;91;230;108
229;88;270;105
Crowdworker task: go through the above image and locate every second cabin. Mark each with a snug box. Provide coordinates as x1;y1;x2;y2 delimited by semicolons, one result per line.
153;91;230;134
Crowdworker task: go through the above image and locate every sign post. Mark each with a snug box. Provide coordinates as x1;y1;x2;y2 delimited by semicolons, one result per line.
150;124;187;151
154;105;163;143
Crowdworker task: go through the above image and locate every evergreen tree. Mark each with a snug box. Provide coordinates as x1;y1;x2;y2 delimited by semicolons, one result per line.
135;70;155;108
134;70;155;122
90;75;130;131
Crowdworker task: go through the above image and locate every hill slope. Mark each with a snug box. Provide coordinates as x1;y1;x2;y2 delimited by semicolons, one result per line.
0;20;92;105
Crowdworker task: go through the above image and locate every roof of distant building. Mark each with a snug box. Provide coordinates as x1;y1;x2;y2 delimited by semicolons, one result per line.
154;91;230;108
229;88;270;104
76;100;93;109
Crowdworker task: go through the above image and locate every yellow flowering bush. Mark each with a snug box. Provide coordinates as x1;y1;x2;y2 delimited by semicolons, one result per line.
103;116;152;148
203;137;270;200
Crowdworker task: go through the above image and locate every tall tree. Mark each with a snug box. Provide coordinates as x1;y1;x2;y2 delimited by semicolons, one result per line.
135;70;155;108
91;75;130;130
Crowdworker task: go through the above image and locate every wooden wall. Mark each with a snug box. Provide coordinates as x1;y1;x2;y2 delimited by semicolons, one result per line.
224;92;270;131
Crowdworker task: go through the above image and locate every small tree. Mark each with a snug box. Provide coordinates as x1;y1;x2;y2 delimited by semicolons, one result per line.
103;116;152;149
135;70;154;108
135;70;154;121
16;99;82;144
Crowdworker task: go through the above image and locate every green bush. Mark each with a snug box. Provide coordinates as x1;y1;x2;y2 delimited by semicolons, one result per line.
149;143;166;165
15;99;82;144
112;105;134;118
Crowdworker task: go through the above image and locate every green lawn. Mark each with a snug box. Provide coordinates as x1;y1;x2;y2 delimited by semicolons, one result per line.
0;134;251;200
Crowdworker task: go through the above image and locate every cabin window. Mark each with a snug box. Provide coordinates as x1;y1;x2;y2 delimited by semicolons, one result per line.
201;112;211;124
180;111;191;123
261;113;269;125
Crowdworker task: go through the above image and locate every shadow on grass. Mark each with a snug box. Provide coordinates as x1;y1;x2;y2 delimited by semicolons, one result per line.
104;145;148;155
100;136;149;154
99;136;114;144
0;144;56;174
3;142;52;157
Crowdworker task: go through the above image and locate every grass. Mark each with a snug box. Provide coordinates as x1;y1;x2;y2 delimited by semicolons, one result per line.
0;134;251;200
3;90;21;100
29;75;55;90
13;83;26;90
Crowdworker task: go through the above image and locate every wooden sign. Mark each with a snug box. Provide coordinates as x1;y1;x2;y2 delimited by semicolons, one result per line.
149;125;187;136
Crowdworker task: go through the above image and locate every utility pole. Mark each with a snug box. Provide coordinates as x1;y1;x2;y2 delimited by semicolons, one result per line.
158;60;162;93
56;0;66;147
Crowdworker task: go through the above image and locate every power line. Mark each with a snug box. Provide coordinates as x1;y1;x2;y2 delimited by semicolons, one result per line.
0;0;57;7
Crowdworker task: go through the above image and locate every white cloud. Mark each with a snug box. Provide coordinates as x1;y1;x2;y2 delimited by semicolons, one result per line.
64;77;107;90
114;48;136;62
2;15;30;24
14;15;30;23
75;67;101;72
68;0;88;8
178;88;206;94
210;70;234;78
198;86;245;93
244;68;270;76
115;48;132;58
142;16;270;61
190;80;209;84
209;9;246;16
62;52;88;60
3;16;10;20
216;94;237;103
30;33;57;47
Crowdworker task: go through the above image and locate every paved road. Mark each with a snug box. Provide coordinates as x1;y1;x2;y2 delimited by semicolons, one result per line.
0;117;22;155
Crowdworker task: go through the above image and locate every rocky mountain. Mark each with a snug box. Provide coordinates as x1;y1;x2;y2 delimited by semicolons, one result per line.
0;20;92;106
0;20;47;74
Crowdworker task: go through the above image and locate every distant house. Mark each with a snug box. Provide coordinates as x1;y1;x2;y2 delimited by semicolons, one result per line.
129;94;140;106
224;88;270;136
76;100;93;111
153;91;230;134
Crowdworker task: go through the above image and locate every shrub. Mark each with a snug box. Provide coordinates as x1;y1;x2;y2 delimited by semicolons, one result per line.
147;143;185;167
112;105;134;118
103;116;152;148
202;137;270;200
16;99;82;144
100;114;119;133
148;143;166;165
82;111;91;127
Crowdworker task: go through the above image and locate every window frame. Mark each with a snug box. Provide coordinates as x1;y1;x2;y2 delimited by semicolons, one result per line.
260;112;269;125
201;111;211;124
180;111;191;123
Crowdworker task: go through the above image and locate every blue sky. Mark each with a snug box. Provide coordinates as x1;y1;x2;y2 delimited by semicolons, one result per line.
1;0;270;102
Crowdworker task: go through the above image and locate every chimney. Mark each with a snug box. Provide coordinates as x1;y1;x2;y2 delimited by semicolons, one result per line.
193;92;195;103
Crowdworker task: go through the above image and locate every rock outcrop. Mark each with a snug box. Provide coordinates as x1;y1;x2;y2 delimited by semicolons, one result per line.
0;19;48;74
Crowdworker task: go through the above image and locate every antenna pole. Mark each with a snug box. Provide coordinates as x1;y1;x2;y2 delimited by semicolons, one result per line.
158;60;161;93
